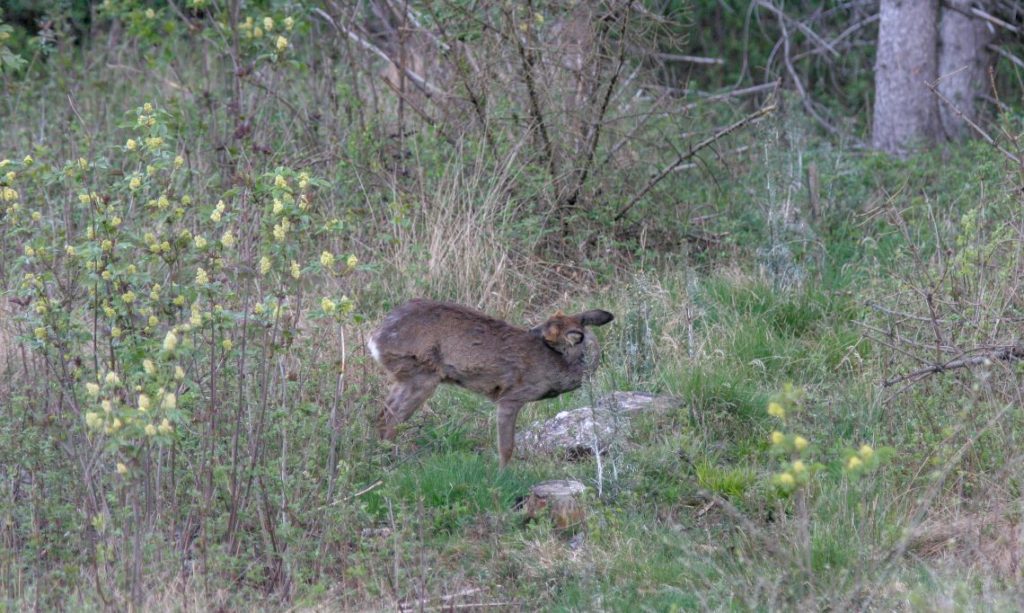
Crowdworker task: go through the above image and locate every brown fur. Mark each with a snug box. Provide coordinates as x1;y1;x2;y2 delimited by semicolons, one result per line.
369;299;614;467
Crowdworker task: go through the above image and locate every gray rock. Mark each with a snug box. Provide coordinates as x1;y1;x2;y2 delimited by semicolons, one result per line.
515;391;680;459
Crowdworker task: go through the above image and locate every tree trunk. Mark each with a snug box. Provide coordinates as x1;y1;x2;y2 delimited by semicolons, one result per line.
872;0;940;157
938;0;994;139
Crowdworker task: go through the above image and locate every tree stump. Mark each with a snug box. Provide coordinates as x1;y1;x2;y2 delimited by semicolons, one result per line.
522;480;587;533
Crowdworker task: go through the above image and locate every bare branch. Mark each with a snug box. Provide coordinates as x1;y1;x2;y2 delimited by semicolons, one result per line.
882;343;1024;387
926;78;1022;165
313;7;445;98
613;103;777;222
757;0;840;58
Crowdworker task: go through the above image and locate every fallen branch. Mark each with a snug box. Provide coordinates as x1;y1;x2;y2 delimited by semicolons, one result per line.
613;103;776;222
679;80;780;112
882;343;1024;388
653;52;724;65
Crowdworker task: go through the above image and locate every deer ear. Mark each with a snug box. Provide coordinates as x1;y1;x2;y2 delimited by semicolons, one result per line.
579;310;614;327
543;321;562;344
554;309;565;316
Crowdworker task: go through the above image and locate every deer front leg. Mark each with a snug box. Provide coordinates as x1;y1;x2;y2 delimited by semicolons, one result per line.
496;400;526;469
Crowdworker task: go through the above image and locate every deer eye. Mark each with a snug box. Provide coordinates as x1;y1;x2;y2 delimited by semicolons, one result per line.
565;330;583;345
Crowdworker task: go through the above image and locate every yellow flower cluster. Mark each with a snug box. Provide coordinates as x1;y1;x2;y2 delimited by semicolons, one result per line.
846;444;874;472
210;200;226;222
163;330;178;352
320;296;354;316
273;218;290;241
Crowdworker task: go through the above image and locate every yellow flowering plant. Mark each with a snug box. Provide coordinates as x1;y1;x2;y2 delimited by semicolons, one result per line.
766;384;890;495
5;70;358;597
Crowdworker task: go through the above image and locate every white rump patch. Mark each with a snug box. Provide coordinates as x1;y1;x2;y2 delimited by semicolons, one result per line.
367;335;381;363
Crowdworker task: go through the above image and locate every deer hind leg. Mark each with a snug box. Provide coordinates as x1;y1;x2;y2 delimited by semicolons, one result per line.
378;372;440;440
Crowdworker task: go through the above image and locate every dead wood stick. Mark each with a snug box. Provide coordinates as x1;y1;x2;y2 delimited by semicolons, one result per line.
653;52;724;65
679;80;781;112
882;344;1024;388
613;103;776;222
971;7;1019;33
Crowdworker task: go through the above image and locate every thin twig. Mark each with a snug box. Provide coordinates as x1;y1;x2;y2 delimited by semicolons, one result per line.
613;103;777;221
926;79;1022;165
775;5;841;136
757;0;839;58
988;44;1024;71
313;7;444;98
508;6;558;182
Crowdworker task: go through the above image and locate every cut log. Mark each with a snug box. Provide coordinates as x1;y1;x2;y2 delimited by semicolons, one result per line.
522;479;587;532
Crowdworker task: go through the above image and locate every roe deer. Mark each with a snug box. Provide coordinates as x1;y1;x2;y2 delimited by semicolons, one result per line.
368;299;614;467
